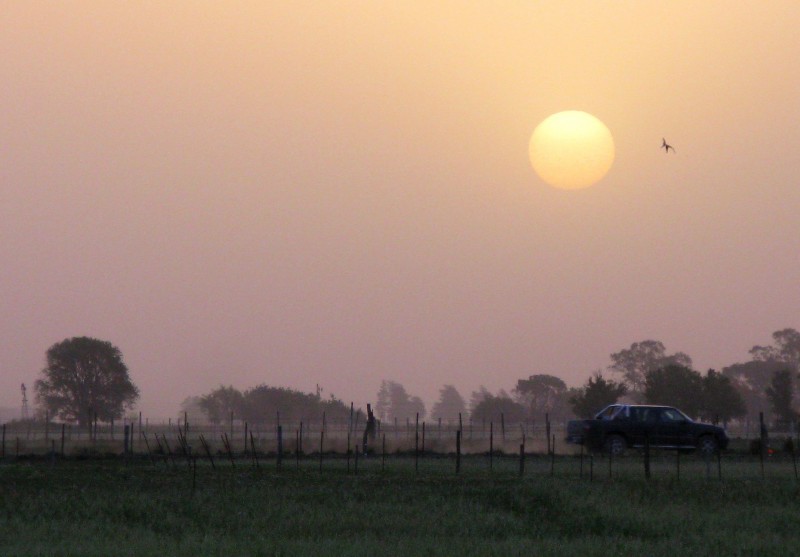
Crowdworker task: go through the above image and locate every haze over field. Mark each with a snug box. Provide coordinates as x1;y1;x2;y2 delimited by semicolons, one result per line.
2;2;799;418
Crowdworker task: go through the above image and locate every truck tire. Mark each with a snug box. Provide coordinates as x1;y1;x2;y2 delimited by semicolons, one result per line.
605;434;627;456
697;435;719;457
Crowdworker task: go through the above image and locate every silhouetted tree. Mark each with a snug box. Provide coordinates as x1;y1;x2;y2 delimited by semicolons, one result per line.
569;372;627;419
513;374;567;420
643;364;702;418
765;369;797;427
374;380;426;421
722;360;787;420
609;340;692;396
699;369;746;425
430;385;466;423
469;389;525;424
179;396;207;425
750;328;800;370
199;385;244;424
34;337;139;430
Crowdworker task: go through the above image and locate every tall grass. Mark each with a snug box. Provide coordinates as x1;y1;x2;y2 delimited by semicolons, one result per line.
2;455;800;556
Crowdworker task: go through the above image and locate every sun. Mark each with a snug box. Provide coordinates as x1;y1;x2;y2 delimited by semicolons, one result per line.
529;111;615;190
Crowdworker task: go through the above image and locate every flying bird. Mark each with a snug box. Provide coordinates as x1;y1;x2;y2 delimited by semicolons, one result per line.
661;138;675;153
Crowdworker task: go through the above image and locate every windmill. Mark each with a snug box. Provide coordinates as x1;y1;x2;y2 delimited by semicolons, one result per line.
21;383;30;421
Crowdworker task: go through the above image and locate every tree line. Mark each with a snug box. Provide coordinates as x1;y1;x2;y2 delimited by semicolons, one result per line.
24;328;800;430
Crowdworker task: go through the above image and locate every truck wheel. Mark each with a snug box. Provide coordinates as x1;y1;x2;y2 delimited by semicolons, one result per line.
605;435;626;456
697;435;718;457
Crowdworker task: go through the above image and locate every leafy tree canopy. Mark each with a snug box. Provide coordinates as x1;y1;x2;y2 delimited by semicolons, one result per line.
375;380;426;422
569;372;627;419
513;374;567;419
34;337;139;428
643;364;702;418
765;369;797;426
750;328;800;370
699;369;746;425
430;385;466;423
609;340;692;395
470;389;525;424
722;359;787;420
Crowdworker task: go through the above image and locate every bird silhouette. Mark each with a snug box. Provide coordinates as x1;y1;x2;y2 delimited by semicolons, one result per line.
661;138;675;153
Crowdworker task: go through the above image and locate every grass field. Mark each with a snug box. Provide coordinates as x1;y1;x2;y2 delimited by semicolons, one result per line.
2;453;800;556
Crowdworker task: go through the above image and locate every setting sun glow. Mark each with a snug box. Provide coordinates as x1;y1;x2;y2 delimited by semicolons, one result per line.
529;111;615;190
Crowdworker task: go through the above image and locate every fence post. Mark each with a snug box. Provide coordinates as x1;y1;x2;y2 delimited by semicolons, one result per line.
319;427;324;474
501;413;505;442
1;424;5;459
644;432;651;480
124;425;130;457
550;434;555;477
381;433;386;472
295;430;300;469
545;413;550;454
277;426;283;470
489;422;494;471
519;441;525;477
415;413;419;474
347;431;351;474
759;411;767;479
456;430;461;474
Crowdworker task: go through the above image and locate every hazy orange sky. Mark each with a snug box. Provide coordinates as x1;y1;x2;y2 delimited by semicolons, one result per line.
2;2;799;419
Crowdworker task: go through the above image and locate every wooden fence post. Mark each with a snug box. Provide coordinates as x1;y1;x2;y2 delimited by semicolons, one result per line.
644;432;651;480
759;411;767;479
414;413;419;474
1;424;5;459
545;413;550;454
519;441;525;477
319;427;324;474
251;431;259;468
489;422;494;471
456;430;461;474
347;431;351;474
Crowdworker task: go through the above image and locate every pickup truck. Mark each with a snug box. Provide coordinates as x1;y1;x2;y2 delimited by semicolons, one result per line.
566;404;729;456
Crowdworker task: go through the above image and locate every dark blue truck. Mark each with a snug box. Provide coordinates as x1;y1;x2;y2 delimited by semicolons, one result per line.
566;404;729;456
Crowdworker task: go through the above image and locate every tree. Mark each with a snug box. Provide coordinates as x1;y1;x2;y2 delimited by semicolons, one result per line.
569;372;627;419
470;390;525;424
699;369;746;425
34;337;139;429
643;364;702;418
750;328;800;370
179;396;207;425
374;381;426;421
722;360;787;420
765;369;796;427
430;385;466;422
199;385;244;425
609;340;692;395
513;374;567;420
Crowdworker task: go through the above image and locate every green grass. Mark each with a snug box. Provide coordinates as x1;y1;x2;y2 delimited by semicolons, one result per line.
2;454;800;556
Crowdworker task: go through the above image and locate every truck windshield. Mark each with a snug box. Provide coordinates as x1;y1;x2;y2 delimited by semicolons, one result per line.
596;405;621;420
